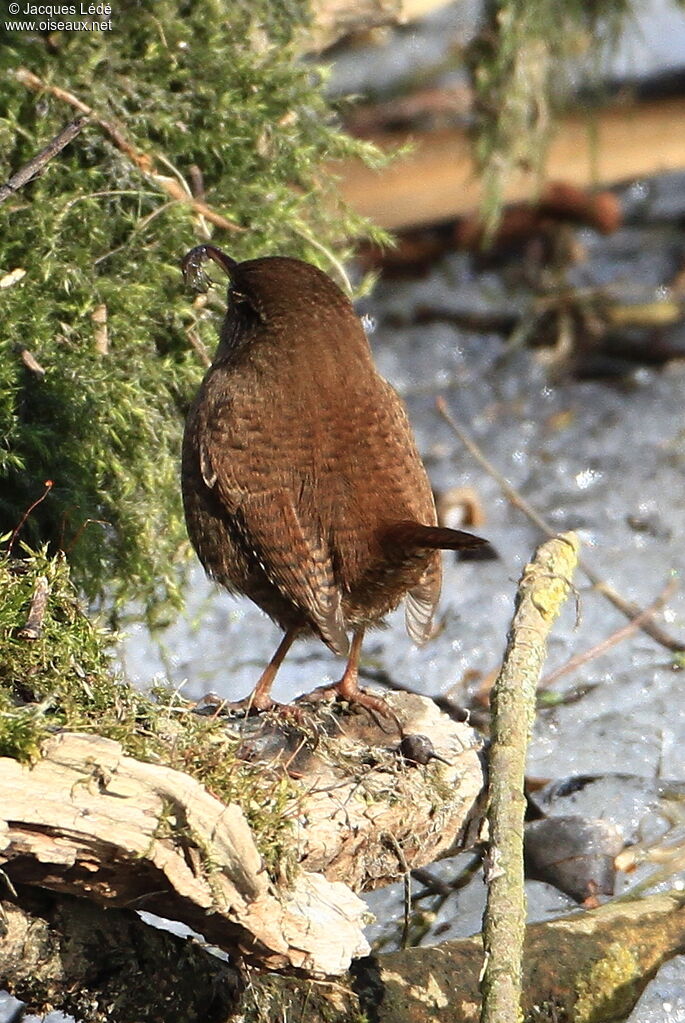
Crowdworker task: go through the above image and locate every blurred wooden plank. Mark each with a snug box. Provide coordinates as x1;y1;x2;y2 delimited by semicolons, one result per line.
307;0;457;51
336;96;685;229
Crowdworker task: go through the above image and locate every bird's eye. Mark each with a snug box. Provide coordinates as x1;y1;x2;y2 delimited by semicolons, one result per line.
229;288;249;304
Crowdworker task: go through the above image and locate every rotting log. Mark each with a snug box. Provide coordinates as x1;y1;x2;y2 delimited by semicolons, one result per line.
335;96;685;229
0;691;484;978
6;886;684;1023
5;884;683;1023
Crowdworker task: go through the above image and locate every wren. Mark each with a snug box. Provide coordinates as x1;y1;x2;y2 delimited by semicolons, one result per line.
181;246;488;714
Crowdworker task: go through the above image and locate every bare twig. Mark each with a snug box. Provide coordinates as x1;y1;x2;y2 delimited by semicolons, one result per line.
17;577;50;640
185;326;212;367
481;532;579;1023
540;577;679;688
0;116;88;204
8;481;53;555
383;832;412;949
14;68;242;233
436;397;685;653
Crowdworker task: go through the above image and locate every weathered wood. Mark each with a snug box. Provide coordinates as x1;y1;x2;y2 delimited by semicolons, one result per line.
6;884;683;1022
307;0;457;51
293;691;484;889
0;691;483;977
336;97;685;229
244;892;685;1022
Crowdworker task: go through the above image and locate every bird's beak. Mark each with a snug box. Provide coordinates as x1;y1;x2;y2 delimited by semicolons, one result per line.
181;245;238;291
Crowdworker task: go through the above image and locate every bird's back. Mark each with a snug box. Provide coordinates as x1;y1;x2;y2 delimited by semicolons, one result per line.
183;255;441;640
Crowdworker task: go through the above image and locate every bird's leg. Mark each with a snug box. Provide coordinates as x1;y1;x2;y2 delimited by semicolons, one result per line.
248;626;300;712
335;627;366;702
302;628;397;728
335;628;397;723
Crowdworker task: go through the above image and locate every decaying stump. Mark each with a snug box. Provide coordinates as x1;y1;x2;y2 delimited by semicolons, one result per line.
0;690;484;978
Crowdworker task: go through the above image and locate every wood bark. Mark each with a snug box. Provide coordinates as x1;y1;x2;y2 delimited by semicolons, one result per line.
481;533;579;1023
6;885;683;1023
0;691;484;978
343;892;685;1023
0;887;240;1023
335;97;685;229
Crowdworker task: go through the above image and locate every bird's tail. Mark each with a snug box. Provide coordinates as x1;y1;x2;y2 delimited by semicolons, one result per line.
381;520;491;554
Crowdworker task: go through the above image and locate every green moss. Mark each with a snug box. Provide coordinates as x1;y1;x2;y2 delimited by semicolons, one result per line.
574;942;640;1023
468;0;633;235
0;543;298;873
0;2;388;618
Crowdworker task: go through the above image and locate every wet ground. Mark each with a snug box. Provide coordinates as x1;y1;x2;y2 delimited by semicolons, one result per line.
6;6;685;1023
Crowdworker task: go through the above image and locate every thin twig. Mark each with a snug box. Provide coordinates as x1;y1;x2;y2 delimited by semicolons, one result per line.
185;326;212;368
8;481;53;555
540;577;679;688
0;115;88;204
436;397;685;653
410;867;452;898
384;832;411;949
15;68;242;233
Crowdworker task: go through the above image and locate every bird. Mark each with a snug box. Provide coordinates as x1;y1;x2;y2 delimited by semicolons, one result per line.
180;245;488;715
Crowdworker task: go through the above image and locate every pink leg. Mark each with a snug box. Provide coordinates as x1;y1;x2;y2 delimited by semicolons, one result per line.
335;628;365;701
249;626;299;712
332;629;398;724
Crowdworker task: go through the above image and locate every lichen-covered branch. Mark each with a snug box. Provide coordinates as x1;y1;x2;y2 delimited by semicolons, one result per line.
481;532;579;1022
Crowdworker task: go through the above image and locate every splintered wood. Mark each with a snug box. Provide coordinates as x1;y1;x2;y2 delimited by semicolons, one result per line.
0;691;483;977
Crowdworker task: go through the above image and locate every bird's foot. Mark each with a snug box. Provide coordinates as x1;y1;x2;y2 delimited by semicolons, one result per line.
299;681;400;732
193;691;288;718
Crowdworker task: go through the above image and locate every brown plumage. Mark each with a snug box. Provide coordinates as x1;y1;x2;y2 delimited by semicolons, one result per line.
181;246;487;712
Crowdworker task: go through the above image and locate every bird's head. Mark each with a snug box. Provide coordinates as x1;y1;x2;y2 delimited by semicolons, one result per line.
181;246;357;351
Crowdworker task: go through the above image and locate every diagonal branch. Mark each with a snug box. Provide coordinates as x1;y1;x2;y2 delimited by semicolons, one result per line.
14;68;242;233
0;115;88;204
